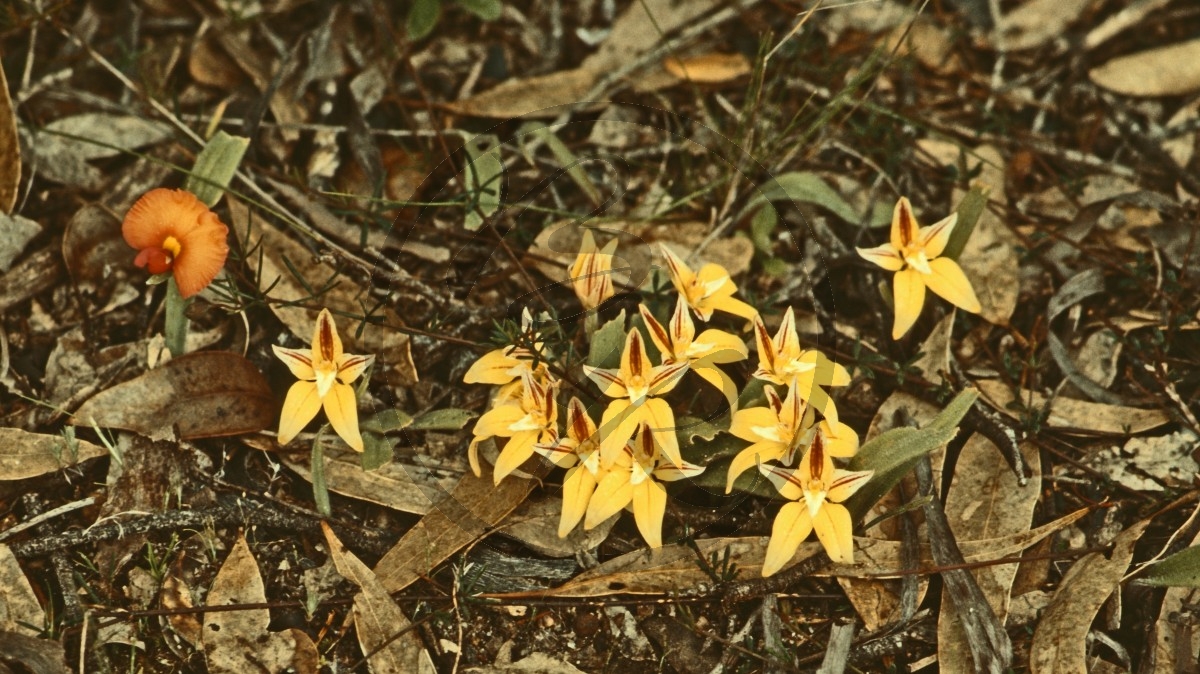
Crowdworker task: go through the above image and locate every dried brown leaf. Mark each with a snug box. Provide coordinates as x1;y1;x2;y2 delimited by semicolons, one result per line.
975;379;1170;435
373;463;546;592
662;53;751;83
1090;38;1200;97
203;534;319;674
322;523;435;673
0;428;107;481
938;439;1042;673
1029;519;1150;673
281;444;460;515
0;63;18;214
995;0;1097;51
72;351;275;441
0;544;43;634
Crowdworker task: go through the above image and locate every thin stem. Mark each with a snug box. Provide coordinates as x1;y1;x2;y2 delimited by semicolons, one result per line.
164;278;189;356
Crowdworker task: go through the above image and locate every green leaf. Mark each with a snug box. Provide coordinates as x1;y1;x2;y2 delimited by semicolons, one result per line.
587;310;627;369
461;134;504;231
411;408;475;431
843;388;979;520
361;432;395;471
747;172;890;227
688;456;776;499
749;202;778;253
677;415;727;445
761;257;788;277
312;440;330;517
456;0;502;20
360;409;414;433
1136;545;1200;588
407;0;442;40
941;185;988;261
184;131;249;207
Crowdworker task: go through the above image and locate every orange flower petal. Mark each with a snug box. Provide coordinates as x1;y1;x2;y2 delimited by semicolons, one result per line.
122;188;229;299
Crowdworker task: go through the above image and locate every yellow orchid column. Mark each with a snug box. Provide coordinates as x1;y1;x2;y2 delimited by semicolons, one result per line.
758;433;873;576
273;309;375;452
466;371;559;483
583;329;688;468
856;197;981;339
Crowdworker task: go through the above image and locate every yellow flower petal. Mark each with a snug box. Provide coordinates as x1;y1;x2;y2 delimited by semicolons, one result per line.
691;363;740;409
758;463;804;502
925;257;981;313
726;441;785;493
472;402;527;439
272;346;316;381
323;382;365;452
493;430;539;484
919;212;958;259
710;294;759;322
631;480;668;549
692;329;749;363
581;365;628;399
762;502;812;577
598;399;641;466
820;420;860;458
826;468;874;503
585;470;633;529
463;348;525;385
856;243;905;272
560;465;599;537
337;353;375;385
638;304;673;358
311;308;344;368
729;407;779;443
811;503;854;564
891;197;920;250
277;380;322;445
642;397;680;467
892;268;926;339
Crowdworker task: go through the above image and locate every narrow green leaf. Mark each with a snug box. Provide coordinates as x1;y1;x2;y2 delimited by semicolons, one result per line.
312;439;331;517
844;388;979;519
587;310;627;369
941;185;989;261
184;131;249;207
520;123;601;206
747;172;889;227
360;409;415;433
749;204;777;253
410;408;475;431
462;135;504;231
456;0;502;20
1136;545;1200;588
407;0;442;40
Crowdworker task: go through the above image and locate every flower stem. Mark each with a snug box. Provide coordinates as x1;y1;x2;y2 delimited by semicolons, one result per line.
164;278;189;357
311;436;331;517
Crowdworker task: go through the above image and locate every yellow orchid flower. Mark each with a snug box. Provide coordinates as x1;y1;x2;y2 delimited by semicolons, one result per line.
759;432;873;575
273;308;375;452
583;422;704;549
639;298;748;407
463;307;549;403
534;397;606;538
660;244;758;322
583;329;687;469
856;197;981;339
751;308;850;424
726;383;858;493
568;229;618;311
467;371;559;484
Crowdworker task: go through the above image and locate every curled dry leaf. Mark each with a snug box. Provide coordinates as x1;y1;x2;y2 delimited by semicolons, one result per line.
0;428;107;482
975;378;1171;435
321;523;436;674
21;113;173;191
1029;520;1150;673
1090;38;1200;97
72;351;275;441
203;534;318;674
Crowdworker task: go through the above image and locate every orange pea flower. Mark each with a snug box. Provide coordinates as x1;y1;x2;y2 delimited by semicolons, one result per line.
122;188;230;298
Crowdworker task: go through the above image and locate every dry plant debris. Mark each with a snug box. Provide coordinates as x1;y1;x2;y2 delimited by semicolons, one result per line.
1;0;1200;672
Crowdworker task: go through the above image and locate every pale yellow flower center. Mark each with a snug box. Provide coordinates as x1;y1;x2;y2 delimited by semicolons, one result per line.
626;374;649;400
